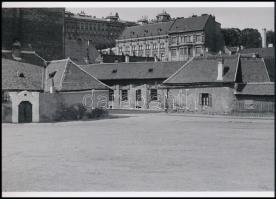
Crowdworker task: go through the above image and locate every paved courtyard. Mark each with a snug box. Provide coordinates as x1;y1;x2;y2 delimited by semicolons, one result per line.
2;113;274;191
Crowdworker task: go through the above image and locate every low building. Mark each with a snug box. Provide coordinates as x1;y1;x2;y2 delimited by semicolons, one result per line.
163;54;274;114
2;50;110;123
81;60;187;110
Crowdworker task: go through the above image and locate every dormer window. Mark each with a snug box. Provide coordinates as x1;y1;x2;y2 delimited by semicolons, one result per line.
112;69;117;73
17;71;25;78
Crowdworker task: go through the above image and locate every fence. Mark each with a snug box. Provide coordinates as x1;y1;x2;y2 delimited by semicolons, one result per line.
230;101;274;117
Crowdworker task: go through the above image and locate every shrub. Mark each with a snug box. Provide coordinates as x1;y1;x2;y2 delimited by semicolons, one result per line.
54;102;108;121
85;108;108;119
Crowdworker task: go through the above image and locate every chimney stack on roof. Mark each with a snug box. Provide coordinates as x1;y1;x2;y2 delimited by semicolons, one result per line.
262;28;267;48
217;58;224;81
125;54;129;63
154;55;158;62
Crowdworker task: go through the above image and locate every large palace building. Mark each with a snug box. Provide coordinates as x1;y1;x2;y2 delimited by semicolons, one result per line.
2;8;65;60
115;11;225;61
64;11;137;64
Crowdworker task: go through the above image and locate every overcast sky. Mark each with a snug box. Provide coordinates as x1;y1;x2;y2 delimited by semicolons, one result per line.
66;7;274;33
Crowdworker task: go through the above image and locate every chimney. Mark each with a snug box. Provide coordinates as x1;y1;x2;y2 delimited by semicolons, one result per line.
125;54;129;63
11;41;22;60
217;58;224;81
262;28;267;48
154;55;158;62
50;79;55;94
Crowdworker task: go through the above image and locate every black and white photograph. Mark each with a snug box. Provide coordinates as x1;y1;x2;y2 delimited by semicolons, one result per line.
1;1;275;197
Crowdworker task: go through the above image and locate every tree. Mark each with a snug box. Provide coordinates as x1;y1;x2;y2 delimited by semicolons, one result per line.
221;28;241;47
266;30;275;46
240;28;262;48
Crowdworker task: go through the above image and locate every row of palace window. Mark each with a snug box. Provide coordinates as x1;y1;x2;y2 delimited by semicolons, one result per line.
171;46;203;57
66;22;122;32
171;34;203;44
109;89;158;102
119;43;165;53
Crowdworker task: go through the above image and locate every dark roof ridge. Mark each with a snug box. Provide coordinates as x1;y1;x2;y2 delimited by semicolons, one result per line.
81;60;187;67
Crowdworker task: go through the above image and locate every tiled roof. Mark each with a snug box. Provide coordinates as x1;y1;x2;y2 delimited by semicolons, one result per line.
239;57;271;82
234;82;274;95
2;58;44;91
239;48;275;82
118;14;212;40
263;57;275;81
45;58;110;92
168;15;210;33
118;21;174;39
80;61;187;80
2;50;47;67
164;55;239;84
240;47;274;58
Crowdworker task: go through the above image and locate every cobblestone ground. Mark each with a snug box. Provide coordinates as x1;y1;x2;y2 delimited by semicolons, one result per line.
2;113;274;191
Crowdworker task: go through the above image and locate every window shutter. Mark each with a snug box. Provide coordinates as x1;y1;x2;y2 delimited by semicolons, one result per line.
209;94;212;107
199;93;202;105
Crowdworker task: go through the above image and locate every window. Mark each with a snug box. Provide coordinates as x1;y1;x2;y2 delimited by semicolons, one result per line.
196;35;202;42
196;47;202;55
184;36;188;43
146;44;150;50
153;43;157;49
160;53;165;61
121;90;128;101
199;93;212;106
150;89;158;101
139;45;143;51
132;45;136;51
180;48;184;55
171;49;177;57
119;47;122;53
160;43;165;49
188;47;193;56
136;89;142;101
171;36;177;44
2;92;10;102
184;48;188;55
109;90;114;101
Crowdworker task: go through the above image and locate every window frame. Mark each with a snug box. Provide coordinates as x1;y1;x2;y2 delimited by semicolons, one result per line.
150;89;158;101
121;90;128;101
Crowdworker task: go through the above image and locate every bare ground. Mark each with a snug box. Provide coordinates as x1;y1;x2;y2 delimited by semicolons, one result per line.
2;113;274;191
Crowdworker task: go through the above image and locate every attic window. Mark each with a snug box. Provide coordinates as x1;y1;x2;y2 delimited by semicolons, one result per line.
17;71;25;78
49;71;57;78
112;69;117;73
148;68;153;72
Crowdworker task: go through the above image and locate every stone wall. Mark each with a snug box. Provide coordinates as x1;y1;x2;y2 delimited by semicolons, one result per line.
166;86;235;114
39;90;109;122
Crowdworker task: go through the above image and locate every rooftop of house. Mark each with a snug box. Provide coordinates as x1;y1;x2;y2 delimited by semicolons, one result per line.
234;82;274;96
80;61;187;81
2;49;47;67
168;14;211;34
163;54;272;85
164;54;240;85
45;58;111;92
2;58;44;91
240;47;274;58
118;14;213;40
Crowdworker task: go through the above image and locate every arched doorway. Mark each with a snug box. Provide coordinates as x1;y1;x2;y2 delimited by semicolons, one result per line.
18;101;32;123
